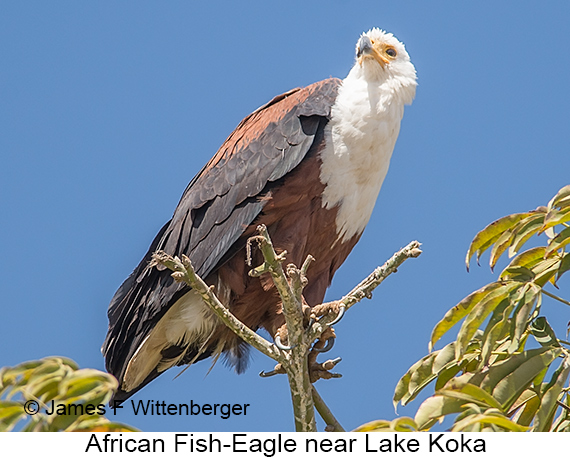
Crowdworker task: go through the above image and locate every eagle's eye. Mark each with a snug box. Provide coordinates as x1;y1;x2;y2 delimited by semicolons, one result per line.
386;47;397;58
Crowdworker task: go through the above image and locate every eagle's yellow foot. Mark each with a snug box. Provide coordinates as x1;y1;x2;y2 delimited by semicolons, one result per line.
273;302;313;350
309;357;343;383
308;328;342;382
267;327;342;381
310;300;346;326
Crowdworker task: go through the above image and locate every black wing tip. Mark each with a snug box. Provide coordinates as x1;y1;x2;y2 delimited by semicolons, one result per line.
109;388;131;407
108;367;164;407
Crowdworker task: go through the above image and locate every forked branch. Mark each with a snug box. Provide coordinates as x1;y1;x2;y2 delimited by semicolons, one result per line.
152;226;421;432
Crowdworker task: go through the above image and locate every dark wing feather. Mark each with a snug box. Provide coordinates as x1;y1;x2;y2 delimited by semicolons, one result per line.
103;78;341;380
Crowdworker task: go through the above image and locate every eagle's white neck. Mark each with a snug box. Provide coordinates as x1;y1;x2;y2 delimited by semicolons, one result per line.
319;64;415;243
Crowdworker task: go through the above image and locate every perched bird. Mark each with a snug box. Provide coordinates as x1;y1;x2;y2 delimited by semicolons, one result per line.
103;28;417;403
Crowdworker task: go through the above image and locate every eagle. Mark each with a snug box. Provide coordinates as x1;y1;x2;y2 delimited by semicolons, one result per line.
103;28;417;403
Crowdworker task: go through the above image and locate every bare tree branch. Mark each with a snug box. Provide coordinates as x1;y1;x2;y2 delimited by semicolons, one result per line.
150;251;283;363
308;240;422;342
248;225;316;431
152;231;422;432
312;386;346;432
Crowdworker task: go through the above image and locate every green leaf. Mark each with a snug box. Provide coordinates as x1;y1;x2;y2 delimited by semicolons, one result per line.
516;394;540;427
542;207;570;232
553;419;570;432
353;420;391;432
68;420;138;432
548;185;570;210
466;213;533;270
432;343;458;372
353;417;417;432
480;303;513;367
500;266;535;282
430;282;503;351
479;347;553;393
0;361;41;391
503;247;547;272
25;377;61;404
546;226;570;257
508;388;538;414
0;401;26;432
405;354;439;403
534;358;570;432
489;229;516;271
508;284;540;353
390;417;418;432
414;395;467;431
28;360;66;380
533;257;564;287
455;283;521;359
490;348;562;410
555;197;570;210
508;213;546;258
394;343;457;407
62;370;116;398
393;372;413;410
452;412;528;432
435;364;463;390
440;379;504;410
556;252;570;283
501;247;562;286
529;316;560;347
0;357;129;432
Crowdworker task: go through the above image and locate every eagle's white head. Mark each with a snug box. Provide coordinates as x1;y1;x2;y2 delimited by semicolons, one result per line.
352;28;417;105
322;28;417;242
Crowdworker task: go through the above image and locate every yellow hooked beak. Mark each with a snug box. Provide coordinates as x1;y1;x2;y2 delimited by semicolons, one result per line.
357;36;393;68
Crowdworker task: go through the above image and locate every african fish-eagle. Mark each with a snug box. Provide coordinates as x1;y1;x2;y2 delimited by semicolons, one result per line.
103;28;417;403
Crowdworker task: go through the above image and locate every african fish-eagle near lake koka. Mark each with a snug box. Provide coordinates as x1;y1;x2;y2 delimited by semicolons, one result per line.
103;28;417;402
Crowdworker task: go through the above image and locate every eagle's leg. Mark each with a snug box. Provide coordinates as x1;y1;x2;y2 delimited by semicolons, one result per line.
270;325;342;382
310;300;345;325
308;328;342;383
273;298;313;348
272;301;342;382
310;327;336;354
311;335;335;353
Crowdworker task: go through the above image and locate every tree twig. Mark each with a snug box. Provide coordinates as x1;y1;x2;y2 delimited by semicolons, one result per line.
152;233;422;433
312;386;345;432
308;240;422;341
543;289;570;308
250;225;316;432
150;251;283;363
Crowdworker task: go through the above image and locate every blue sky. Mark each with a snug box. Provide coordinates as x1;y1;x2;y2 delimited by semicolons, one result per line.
2;2;569;432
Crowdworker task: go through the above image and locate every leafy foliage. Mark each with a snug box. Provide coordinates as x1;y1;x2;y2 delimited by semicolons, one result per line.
354;417;418;432
0;357;136;432
388;186;570;432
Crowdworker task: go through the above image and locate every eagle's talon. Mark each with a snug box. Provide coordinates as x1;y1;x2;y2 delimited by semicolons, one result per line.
259;370;278;377
274;334;294;351
312;336;335;353
322;357;342;370
260;363;285;377
308;329;341;382
329;304;346;326
310;301;345;326
309;367;343;383
306;317;316;330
